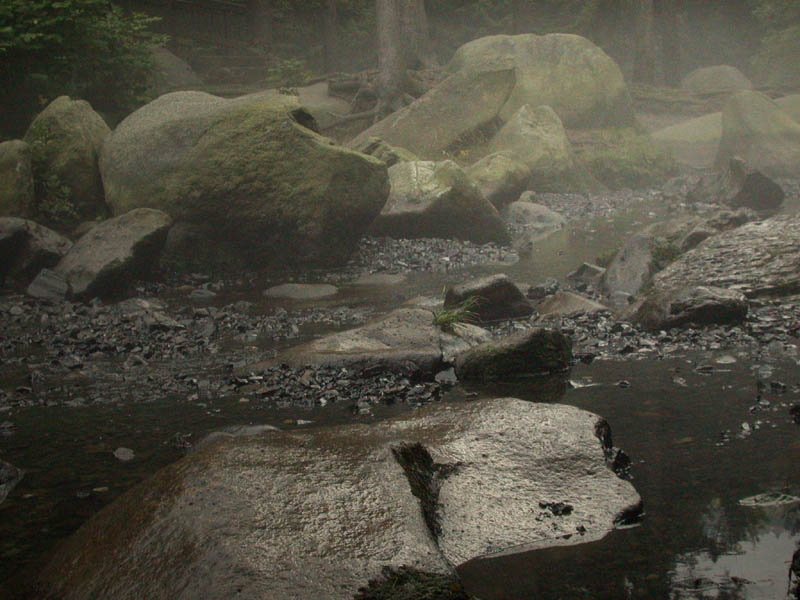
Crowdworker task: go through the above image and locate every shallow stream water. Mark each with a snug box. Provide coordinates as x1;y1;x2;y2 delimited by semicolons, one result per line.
1;195;799;599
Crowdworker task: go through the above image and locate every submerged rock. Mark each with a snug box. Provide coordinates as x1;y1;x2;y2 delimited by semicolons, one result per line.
33;398;640;600
53;208;172;300
263;283;338;300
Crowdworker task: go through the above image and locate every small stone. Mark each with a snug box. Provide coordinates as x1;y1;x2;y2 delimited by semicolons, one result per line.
113;447;135;461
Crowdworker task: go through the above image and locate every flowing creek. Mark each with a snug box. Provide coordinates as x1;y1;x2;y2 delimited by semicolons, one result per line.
1;194;799;599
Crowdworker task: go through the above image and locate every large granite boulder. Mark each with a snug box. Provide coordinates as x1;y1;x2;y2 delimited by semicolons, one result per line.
652;112;722;170
0;217;72;285
681;65;753;96
488;104;587;192
100;91;388;272
0;140;34;217
33;398;640;600
447;34;633;127
444;274;533;323
350;34;632;159
24;96;110;224
625;285;748;331
368;160;509;245
455;327;572;380
53;208;172;300
641;214;800;299
714;90;800;177
465;152;530;209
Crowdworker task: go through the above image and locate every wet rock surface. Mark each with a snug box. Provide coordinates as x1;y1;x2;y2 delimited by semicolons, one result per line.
444;274;533;323
0;218;72;285
33;399;640;600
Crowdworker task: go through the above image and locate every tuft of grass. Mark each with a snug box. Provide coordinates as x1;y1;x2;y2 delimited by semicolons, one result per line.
433;295;482;333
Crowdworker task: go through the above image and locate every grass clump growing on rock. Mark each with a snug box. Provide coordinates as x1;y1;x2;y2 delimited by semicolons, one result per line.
433;296;482;333
354;566;474;600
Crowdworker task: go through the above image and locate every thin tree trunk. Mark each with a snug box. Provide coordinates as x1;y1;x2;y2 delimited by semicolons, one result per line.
399;0;434;68
659;0;682;87
633;0;658;84
377;0;404;116
323;0;339;73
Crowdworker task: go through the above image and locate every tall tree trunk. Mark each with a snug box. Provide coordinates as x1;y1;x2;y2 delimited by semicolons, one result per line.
377;0;405;117
659;0;682;87
399;0;434;68
323;0;339;73
633;0;658;84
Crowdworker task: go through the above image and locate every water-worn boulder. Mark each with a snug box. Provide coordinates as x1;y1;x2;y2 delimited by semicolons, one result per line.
350;34;631;159
625;285;748;331
100;91;388;272
503;197;566;253
0;140;34;217
465;152;530;209
601;234;663;299
25;268;68;300
535;291;609;319
24;96;110;224
488;105;587;192
688;157;784;212
714;91;800;177
444;274;533;323
455;327;571;380
53;208;172;300
641;214;800;299
681;65;753;96
0;218;72;284
368;161;509;245
33;398;639;600
652;112;722;170
448;34;632;127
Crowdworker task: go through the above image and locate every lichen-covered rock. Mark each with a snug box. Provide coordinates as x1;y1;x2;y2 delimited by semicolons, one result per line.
625;285;748;331
0;140;34;217
465;152;530;209
54;208;172;300
714;90;800;177
455;327;572;380
447;34;633;127
681;65;752;96
368;161;509;245
488;105;589;192
100;91;389;272
639;214;800;299
0;217;72;284
24;96;110;224
33;398;639;600
444;274;533;323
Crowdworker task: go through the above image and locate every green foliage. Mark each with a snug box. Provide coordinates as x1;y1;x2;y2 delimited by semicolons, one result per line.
28;139;77;230
433;295;483;333
0;0;166;136
750;0;800;87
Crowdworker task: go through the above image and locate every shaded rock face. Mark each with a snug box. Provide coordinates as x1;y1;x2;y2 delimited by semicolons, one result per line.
681;65;753;96
350;34;631;159
465;152;529;209
151;47;203;95
0;140;34;217
503;197;565;254
455;328;572;381
295;82;354;131
714;90;800;177
24;96;110;224
535;291;609;320
25;268;68;300
444;274;533;323
645;214;800;299
33;399;640;600
0;459;23;505
100;91;389;272
689;157;784;212
626;285;748;331
368;161;509;245
352;137;418;168
53;208;172;300
678;208;757;253
0;218;72;285
488;104;586;192
601;234;661;298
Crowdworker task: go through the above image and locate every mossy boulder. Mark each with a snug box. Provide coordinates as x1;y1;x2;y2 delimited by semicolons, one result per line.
714;90;800;177
24;96;110;226
100;91;389;272
488;104;591;192
465;152;529;209
680;65;752;96
0;140;34;217
447;33;633;128
368;160;509;245
575;128;676;190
